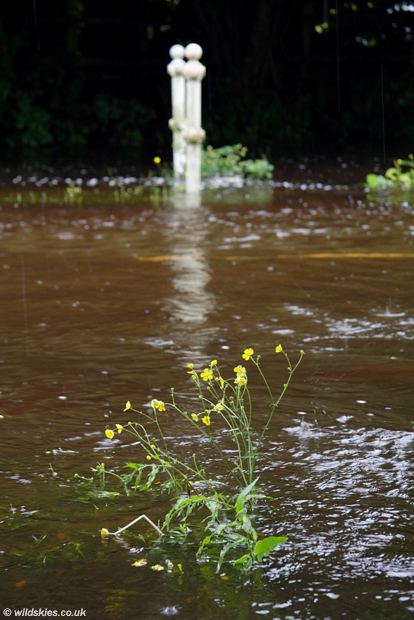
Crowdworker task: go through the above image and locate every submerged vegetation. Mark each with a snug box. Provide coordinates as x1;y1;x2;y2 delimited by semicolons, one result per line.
91;345;304;572
0;146;274;207
201;144;274;181
366;154;414;192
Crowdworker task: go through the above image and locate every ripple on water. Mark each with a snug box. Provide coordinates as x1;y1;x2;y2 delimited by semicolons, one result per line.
257;423;414;596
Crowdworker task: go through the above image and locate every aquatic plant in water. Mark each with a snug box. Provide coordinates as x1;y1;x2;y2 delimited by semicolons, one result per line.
64;182;83;204
201;144;274;181
366;154;414;192
100;345;304;571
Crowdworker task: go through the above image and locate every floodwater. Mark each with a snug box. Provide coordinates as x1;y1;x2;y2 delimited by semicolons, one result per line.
1;167;414;620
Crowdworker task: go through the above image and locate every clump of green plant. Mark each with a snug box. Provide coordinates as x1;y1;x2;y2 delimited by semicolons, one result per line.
100;345;304;571
64;182;83;204
366;154;414;191
201;144;274;181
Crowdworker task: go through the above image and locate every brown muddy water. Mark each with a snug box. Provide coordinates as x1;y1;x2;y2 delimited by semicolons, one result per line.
1;166;414;620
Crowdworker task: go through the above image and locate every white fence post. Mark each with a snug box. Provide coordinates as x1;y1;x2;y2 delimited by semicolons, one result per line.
167;44;187;179
182;43;206;194
167;42;206;194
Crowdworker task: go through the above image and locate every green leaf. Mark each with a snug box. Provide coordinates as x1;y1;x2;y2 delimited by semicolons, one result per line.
240;513;257;541
253;536;286;561
385;167;398;181
365;174;393;189
197;534;213;556
399;173;413;188
235;477;260;514
94;490;121;498
234;554;253;570
140;464;158;490
217;540;242;572
124;462;140;470
366;173;380;188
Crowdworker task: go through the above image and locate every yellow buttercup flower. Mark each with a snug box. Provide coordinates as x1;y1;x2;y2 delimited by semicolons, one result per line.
234;375;247;387
151;399;166;411
209;359;217;368
201;368;213;382
202;415;211;426
234;365;246;377
213;403;224;412
105;429;114;439
151;564;164;571
116;424;123;434
242;348;254;360
153;156;161;165
124;400;131;411
275;344;283;353
100;528;109;538
191;413;199;422
132;559;147;567
146;455;152;460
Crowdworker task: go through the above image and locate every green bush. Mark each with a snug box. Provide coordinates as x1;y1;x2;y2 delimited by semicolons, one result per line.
366;155;414;192
201;144;274;180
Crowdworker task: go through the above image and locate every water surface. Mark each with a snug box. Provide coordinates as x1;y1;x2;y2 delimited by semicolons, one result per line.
1;177;413;619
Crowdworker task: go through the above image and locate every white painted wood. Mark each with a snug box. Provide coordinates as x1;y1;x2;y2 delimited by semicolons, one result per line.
167;45;186;179
167;43;206;194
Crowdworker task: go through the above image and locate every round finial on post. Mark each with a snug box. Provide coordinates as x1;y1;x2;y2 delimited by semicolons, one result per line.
185;43;203;61
167;44;186;77
183;44;206;81
170;44;185;59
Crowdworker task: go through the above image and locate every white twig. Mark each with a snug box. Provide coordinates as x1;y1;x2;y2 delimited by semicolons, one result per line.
102;514;164;537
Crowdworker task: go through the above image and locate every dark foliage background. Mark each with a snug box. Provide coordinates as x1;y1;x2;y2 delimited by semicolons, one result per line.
1;0;413;164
